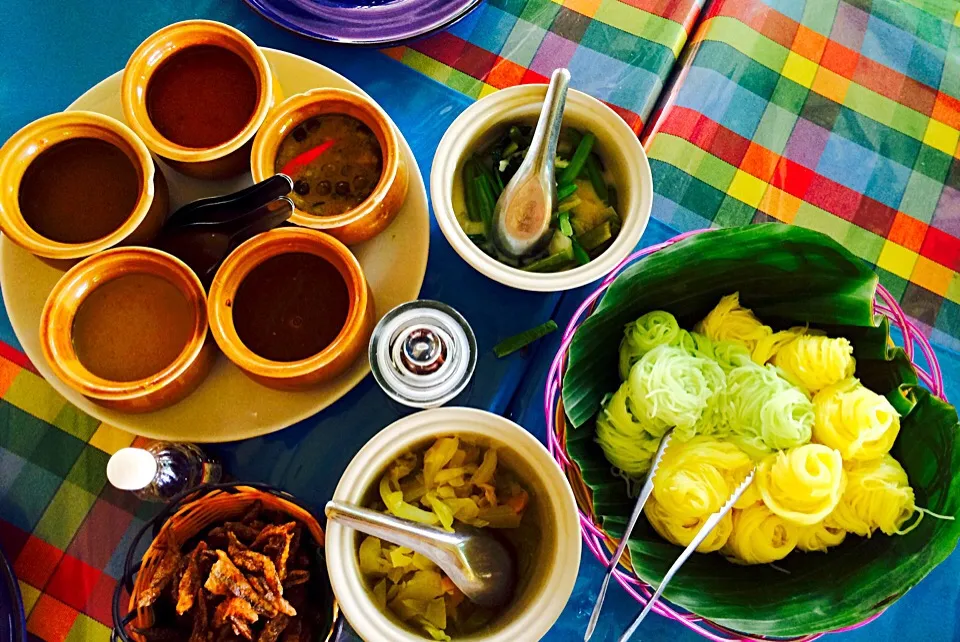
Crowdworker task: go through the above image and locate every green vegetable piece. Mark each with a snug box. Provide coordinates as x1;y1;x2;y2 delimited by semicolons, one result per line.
463;161;481;222
571;237;591;265
473;175;496;231
508;125;525;146
503;141;519;157
493;320;559;358
558;211;573;236
522;246;574;272
585;154;609;203
576;221;613;251
557;183;579;201
559;132;596;185
558;196;581;214
607;185;618;210
460;220;486;237
474;156;503;197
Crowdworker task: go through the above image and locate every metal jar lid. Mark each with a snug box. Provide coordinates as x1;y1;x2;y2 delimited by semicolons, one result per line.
369;300;477;408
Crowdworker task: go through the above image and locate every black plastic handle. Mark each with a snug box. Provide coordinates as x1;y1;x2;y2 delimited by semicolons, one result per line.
164;174;293;229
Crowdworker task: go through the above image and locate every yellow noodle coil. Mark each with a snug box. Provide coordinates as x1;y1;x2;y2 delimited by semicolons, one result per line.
796;520;847;552
645;495;733;553
722;504;799;565
642;437;752;553
651;436;754;518
828;455;916;537
756;444;846;525
752;327;807;366
773;335;856;393
812;378;900;462
694;293;772;360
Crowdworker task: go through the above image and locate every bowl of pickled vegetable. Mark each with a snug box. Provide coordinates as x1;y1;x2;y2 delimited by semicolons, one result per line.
431;85;652;291
325;407;581;642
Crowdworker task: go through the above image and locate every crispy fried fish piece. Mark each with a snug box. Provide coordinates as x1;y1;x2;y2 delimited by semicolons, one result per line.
257;614;290;642
241;501;263;524
188;588;210;642
231;550;296;617
138;540;183;609
227;531;249;554
132;627;181;642
253;523;296;579
280;618;301;642
176;541;208;615
210;522;262;544
212;598;257;641
282;570;309;590
205;551;277;617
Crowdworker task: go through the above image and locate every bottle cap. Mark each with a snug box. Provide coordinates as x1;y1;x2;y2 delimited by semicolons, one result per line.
107;447;158;491
369;300;477;408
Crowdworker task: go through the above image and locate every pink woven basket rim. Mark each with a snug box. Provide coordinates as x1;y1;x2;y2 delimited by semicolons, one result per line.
544;228;948;642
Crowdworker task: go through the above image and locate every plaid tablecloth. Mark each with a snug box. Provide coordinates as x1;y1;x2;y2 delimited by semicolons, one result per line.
387;0;706;132
1;1;960;641
644;0;960;350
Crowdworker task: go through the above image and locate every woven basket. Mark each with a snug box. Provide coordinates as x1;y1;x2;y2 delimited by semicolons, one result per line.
111;482;339;642
544;230;948;642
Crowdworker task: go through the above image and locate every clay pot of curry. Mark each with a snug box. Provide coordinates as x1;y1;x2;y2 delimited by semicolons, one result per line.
122;20;281;180
250;88;408;245
207;227;375;390
40;248;215;413
0;111;169;270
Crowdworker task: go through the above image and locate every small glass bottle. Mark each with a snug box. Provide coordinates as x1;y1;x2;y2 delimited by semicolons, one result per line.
106;442;222;502
369;300;477;408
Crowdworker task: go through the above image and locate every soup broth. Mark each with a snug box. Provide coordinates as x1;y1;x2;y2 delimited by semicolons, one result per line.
147;45;259;149
72;273;194;382
274;114;382;217
232;252;350;362
18;138;140;243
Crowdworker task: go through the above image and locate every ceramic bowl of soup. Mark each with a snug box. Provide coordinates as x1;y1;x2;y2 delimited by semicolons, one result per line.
122;20;281;180
0;111;169;269
326;407;581;642
40;247;215;413
250;88;409;245
207;227;375;390
431;85;653;292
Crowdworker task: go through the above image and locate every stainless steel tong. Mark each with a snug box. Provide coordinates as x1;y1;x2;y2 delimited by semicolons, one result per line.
583;427;757;642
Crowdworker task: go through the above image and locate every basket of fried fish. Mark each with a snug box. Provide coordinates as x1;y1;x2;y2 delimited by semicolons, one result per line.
112;482;339;642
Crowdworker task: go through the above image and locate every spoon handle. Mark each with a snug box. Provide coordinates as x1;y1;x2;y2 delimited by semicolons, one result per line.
325;500;459;555
521;68;571;175
584;430;673;641
165;174;293;228
618;468;758;642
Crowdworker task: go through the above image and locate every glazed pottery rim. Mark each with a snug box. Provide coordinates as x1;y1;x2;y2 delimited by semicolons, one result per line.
121;19;275;163
0;111;157;260
242;0;482;47
250;87;403;231
430;85;653;292
326;407;581;642
207;226;370;380
39;247;208;401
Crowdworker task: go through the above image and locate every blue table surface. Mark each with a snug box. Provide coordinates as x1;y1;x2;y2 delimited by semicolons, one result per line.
2;1;959;640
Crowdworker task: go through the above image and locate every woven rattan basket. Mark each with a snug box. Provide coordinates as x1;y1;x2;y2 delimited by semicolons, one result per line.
544;230;948;642
111;482;339;642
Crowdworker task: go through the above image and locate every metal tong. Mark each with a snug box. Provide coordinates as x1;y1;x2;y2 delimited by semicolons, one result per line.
153;174;294;287
583;429;757;642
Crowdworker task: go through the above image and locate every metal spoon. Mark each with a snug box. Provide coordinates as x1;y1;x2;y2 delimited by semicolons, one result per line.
325;500;516;608
584;429;674;641
618;468;758;642
491;67;571;258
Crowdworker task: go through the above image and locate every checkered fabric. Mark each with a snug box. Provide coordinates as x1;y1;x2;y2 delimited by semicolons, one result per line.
385;0;707;132
643;0;960;350
0;349;156;640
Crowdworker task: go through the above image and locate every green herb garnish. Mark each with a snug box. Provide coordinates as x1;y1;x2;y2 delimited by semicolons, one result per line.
493;320;559;358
